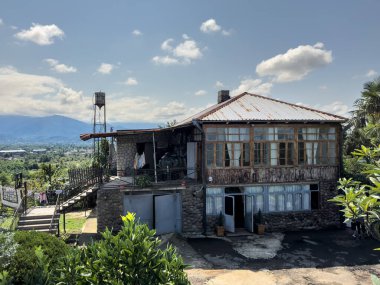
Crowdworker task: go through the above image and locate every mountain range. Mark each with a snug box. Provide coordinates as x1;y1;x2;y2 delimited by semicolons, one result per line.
0;115;156;145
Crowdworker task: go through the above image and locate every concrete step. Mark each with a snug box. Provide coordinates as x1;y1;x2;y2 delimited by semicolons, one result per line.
17;228;57;233
18;218;59;225
20;214;60;221
17;223;58;231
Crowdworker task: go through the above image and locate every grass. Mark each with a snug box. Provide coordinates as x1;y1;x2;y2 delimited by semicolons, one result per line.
60;210;88;234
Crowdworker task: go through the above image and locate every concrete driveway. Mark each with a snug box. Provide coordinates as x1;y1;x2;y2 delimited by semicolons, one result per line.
169;229;380;284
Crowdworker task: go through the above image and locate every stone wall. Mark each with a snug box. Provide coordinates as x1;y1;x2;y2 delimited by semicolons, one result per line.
181;185;204;233
97;186;124;233
116;139;136;176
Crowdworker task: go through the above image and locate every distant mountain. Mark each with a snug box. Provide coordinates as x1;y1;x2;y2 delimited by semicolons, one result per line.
0;115;157;145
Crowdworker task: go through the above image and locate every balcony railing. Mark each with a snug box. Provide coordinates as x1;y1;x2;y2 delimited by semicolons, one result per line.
123;167;199;187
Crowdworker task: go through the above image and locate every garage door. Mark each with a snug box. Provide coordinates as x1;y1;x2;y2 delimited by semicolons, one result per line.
123;194;153;229
154;193;181;235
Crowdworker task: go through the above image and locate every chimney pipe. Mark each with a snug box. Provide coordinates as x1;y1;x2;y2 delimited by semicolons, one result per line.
218;90;230;104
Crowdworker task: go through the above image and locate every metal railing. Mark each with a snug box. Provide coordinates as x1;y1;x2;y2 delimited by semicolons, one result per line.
8;195;27;231
124;167;199;186
49;193;60;236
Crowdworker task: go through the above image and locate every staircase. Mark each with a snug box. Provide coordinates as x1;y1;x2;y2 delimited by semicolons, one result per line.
60;185;99;212
16;206;60;234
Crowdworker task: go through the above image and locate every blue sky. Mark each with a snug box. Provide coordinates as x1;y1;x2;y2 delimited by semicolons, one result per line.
0;0;379;125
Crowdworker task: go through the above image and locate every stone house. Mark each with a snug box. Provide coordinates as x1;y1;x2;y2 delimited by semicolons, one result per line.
81;91;347;235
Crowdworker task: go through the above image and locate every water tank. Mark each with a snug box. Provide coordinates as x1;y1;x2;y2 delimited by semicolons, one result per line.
94;92;105;108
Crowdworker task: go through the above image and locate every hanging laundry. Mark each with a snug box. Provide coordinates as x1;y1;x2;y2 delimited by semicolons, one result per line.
133;152;146;169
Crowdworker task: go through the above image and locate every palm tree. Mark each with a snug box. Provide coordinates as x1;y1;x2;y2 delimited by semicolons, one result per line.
345;77;380;154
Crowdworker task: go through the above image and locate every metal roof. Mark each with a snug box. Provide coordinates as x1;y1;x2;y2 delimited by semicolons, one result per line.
176;92;347;125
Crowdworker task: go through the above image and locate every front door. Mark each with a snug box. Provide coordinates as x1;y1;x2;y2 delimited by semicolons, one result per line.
245;195;254;232
224;195;235;233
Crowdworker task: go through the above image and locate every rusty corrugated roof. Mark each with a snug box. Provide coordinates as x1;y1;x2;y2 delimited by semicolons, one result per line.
176;92;347;125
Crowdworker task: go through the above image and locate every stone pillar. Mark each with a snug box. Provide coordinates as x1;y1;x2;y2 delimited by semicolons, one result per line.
97;186;124;233
181;185;203;234
116;138;136;176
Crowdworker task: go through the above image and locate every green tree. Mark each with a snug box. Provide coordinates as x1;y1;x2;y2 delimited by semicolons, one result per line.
54;212;190;285
329;145;380;230
345;77;380;154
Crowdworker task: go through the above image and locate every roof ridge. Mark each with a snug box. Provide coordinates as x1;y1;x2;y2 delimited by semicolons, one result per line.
245;92;348;120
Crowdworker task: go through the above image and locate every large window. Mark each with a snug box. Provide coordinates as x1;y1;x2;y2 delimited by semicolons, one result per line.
206;127;250;167
204;125;338;168
253;127;295;166
206;188;224;215
244;184;319;213
298;127;336;165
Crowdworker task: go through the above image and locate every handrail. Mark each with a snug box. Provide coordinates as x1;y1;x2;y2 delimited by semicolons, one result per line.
8;195;27;231
49;193;60;235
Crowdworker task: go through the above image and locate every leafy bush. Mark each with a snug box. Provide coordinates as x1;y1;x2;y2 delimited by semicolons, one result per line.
54;212;190;285
7;231;69;285
0;231;18;269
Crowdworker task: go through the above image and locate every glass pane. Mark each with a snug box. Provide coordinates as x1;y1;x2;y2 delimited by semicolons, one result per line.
206;197;213;214
298;142;305;165
277;194;285;211
216;143;223;167
263;143;270;165
254;128;266;140
254;143;261;164
207;188;224;195
225;143;232;167
319;142;328;164
287;142;294;165
270;143;278;166
269;194;276;211
244;186;264;194
279;142;286;165
243;143;250;166
255;195;264;213
233;143;242;167
286;194;293;211
206;143;214;166
303;193;310;210
269;185;284;193
215;197;223;214
294;193;302;210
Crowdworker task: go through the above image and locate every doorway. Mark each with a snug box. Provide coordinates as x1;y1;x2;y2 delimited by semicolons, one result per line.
224;187;245;230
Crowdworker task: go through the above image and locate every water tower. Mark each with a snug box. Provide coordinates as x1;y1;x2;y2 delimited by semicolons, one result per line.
93;91;107;156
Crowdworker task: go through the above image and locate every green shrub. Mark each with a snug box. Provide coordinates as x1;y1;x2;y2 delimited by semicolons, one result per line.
53;212;190;285
0;231;18;270
8;231;69;285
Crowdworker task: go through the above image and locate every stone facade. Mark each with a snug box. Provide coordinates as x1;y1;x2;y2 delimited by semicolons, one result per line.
181;185;204;233
97;186;124;232
116;139;136;176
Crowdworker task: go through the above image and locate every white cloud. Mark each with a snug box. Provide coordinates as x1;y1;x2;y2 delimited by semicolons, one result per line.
173;39;202;60
132;29;142;36
232;78;273;96
221;30;231;36
153;36;202;65
45;58;77;73
14;23;64;45
200;19;221;33
161;39;174;51
152;56;179;65
97;63;114;74
215;81;224;88
200;19;231;36
0;19;3;26
256;42;332;82
124;77;138;86
195;90;207;96
0;65;90;121
366;69;378;78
